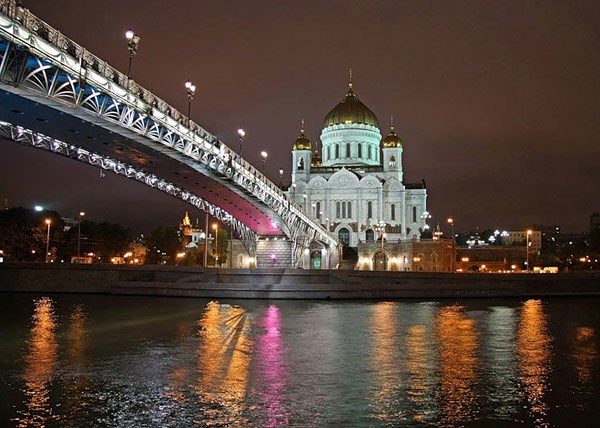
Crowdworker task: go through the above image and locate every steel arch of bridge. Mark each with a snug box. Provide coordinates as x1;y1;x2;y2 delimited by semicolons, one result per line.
0;1;338;251
0;119;258;251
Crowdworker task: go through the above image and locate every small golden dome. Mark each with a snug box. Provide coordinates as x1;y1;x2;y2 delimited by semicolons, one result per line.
381;116;402;148
292;119;313;151
323;83;378;128
382;128;402;148
311;150;322;167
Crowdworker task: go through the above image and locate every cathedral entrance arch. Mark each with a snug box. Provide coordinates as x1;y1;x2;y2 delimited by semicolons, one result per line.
338;227;350;246
374;250;387;271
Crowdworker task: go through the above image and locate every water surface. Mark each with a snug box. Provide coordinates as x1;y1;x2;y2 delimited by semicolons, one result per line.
1;294;599;426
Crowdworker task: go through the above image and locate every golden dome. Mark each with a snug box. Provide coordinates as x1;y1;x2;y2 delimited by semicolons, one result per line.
311;150;322;167
323;84;378;128
292;119;312;151
382;127;402;148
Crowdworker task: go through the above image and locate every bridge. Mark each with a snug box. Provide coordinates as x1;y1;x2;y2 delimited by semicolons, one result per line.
0;0;340;268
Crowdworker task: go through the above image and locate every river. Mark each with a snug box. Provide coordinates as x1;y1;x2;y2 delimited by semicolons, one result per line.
1;294;599;427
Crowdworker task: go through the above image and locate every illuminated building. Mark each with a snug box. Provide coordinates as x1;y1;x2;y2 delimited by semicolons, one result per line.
288;75;432;270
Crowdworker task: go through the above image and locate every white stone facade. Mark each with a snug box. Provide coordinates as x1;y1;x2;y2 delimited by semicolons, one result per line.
287;85;428;250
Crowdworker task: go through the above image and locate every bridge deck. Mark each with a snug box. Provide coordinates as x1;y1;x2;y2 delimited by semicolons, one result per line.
0;90;281;235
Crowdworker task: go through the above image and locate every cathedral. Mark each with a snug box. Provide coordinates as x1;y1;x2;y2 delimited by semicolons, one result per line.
287;77;451;271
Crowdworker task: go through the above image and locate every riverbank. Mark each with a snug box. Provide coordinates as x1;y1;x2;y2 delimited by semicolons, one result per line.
1;263;599;299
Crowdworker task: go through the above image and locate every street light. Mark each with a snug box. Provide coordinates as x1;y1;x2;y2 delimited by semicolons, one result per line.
34;205;43;212
238;128;245;157
185;80;196;127
421;211;432;232
77;211;85;264
447;217;456;271
125;29;141;79
212;223;218;267
44;218;51;263
377;221;386;271
278;168;284;189
261;151;268;172
526;229;533;272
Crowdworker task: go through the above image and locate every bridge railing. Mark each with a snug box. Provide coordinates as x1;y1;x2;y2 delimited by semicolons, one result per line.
0;0;337;247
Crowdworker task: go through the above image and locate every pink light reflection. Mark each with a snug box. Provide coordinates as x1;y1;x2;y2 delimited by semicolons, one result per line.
256;304;289;426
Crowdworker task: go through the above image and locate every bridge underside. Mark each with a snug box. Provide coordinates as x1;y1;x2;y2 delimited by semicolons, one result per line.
0;90;282;236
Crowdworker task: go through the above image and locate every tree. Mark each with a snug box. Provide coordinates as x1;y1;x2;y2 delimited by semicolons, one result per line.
177;247;205;266
214;228;229;267
79;221;133;263
0;207;63;262
146;225;181;264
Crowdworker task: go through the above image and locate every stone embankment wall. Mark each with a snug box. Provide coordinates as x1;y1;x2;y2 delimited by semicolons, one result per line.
1;264;599;299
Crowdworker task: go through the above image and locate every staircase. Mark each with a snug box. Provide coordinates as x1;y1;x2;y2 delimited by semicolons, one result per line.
256;238;294;268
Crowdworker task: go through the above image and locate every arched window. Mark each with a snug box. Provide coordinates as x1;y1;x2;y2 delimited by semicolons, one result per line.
367;201;373;218
298;157;304;170
346;143;351;158
368;145;372;160
366;229;374;242
412;206;417;223
316;201;321;220
342;201;346;218
391;204;396;220
327;146;331;161
347;201;352;218
338;227;350;246
389;155;396;167
336;201;341;218
335;144;340;158
358;143;362;158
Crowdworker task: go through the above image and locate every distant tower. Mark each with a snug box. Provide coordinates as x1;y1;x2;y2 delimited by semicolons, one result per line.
381;115;403;182
179;211;192;246
291;119;312;183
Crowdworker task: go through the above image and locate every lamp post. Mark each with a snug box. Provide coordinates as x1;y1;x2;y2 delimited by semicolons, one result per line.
212;223;218;267
421;211;432;232
125;29;141;79
526;229;532;272
185;80;196;127
378;221;386;271
238;128;245;157
44;218;51;263
261;151;268;172
447;217;455;271
278;168;284;189
77;211;85;264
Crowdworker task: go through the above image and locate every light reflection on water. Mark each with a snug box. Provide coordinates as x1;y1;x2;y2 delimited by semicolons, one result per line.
2;295;599;427
195;301;252;425
16;297;59;428
517;299;552;427
436;305;479;426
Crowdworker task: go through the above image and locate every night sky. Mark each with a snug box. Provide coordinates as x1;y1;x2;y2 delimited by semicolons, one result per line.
1;0;599;234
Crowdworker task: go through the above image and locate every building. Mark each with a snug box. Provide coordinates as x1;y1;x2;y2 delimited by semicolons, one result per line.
591;213;600;253
178;211;206;249
504;230;542;253
287;77;430;269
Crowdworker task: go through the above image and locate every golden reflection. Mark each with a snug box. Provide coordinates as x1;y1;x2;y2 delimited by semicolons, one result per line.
517;299;552;426
195;301;252;425
406;325;432;422
436;305;479;425
63;305;90;420
573;326;596;385
369;302;402;421
16;297;59;427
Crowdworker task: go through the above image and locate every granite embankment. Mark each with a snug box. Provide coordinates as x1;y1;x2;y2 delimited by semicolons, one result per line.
2;264;600;299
